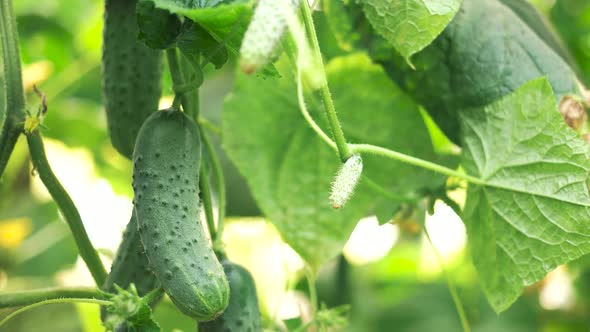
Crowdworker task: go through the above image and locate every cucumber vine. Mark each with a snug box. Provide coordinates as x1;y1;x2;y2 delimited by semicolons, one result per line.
1;0;589;330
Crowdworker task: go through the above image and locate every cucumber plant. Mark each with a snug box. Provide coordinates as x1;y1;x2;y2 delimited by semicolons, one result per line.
102;0;162;160
133;108;229;321
0;0;589;331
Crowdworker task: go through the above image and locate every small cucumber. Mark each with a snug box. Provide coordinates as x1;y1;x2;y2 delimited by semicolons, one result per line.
239;0;300;74
102;0;162;160
199;261;263;332
101;210;160;325
133;109;229;321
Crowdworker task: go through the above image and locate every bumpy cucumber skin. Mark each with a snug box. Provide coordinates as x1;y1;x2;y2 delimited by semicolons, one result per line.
102;0;162;160
133;109;229;321
101;210;160;324
199;261;263;332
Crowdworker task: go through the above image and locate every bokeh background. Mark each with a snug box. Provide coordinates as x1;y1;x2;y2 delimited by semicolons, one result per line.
1;0;590;331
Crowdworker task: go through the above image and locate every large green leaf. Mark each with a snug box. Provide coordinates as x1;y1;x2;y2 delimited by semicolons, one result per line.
223;53;454;268
361;0;461;61
461;78;590;313
373;0;581;145
151;0;251;55
497;0;577;70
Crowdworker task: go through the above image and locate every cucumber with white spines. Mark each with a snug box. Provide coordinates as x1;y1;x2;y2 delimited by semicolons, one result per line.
240;0;300;74
329;155;363;209
133;108;229;321
102;0;163;160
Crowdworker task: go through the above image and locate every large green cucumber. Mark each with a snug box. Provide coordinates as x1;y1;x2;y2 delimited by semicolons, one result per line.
101;210;159;324
133;109;229;321
102;0;162;160
199;261;262;332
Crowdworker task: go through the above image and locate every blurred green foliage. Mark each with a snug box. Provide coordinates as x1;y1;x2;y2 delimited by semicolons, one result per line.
1;0;590;331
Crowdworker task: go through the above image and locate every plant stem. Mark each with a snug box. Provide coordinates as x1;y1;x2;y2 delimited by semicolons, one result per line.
142;287;164;305
26;131;107;285
0;298;112;328
424;227;471;332
166;48;192;114
0;0;25;178
0;287;106;308
296;58;336;150
299;1;351;162
305;267;318;329
201;130;225;247
350;144;485;186
198;117;221;136
199;162;217;242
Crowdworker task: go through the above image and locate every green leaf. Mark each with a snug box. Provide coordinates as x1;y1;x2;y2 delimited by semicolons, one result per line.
460;78;590;313
151;0;279;76
223;53;455;268
497;0;577;70
137;0;182;49
361;0;462;61
151;0;251;56
373;0;581;145
177;21;229;69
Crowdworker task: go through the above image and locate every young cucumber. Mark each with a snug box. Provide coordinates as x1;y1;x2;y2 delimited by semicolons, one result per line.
102;0;162;160
133;109;229;321
101;210;160;322
199;261;263;332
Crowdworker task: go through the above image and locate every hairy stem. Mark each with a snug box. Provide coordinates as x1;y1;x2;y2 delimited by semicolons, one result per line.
0;287;106;308
299;1;351;161
0;298;112;328
0;0;25;178
350;144;484;185
26;131;107;285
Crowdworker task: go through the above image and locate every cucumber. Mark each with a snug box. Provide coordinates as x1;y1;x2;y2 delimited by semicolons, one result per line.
133;109;229;321
101;210;160;324
102;0;162;160
199;261;262;332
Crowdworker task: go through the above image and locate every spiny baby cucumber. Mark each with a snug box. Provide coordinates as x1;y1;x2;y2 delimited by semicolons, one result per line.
199;261;262;332
133;109;229;321
101;210;160;326
329;155;363;209
102;0;162;160
240;0;301;74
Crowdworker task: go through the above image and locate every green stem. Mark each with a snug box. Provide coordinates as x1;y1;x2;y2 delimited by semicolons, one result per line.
0;298;112;328
423;227;471;332
198;117;221;136
166;48;192;114
201;130;225;247
350;144;485;185
305;267;318;329
199;162;217;242
0;0;25;178
0;287;106;308
142;287;163;305
300;1;350;162
26;131;107;285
